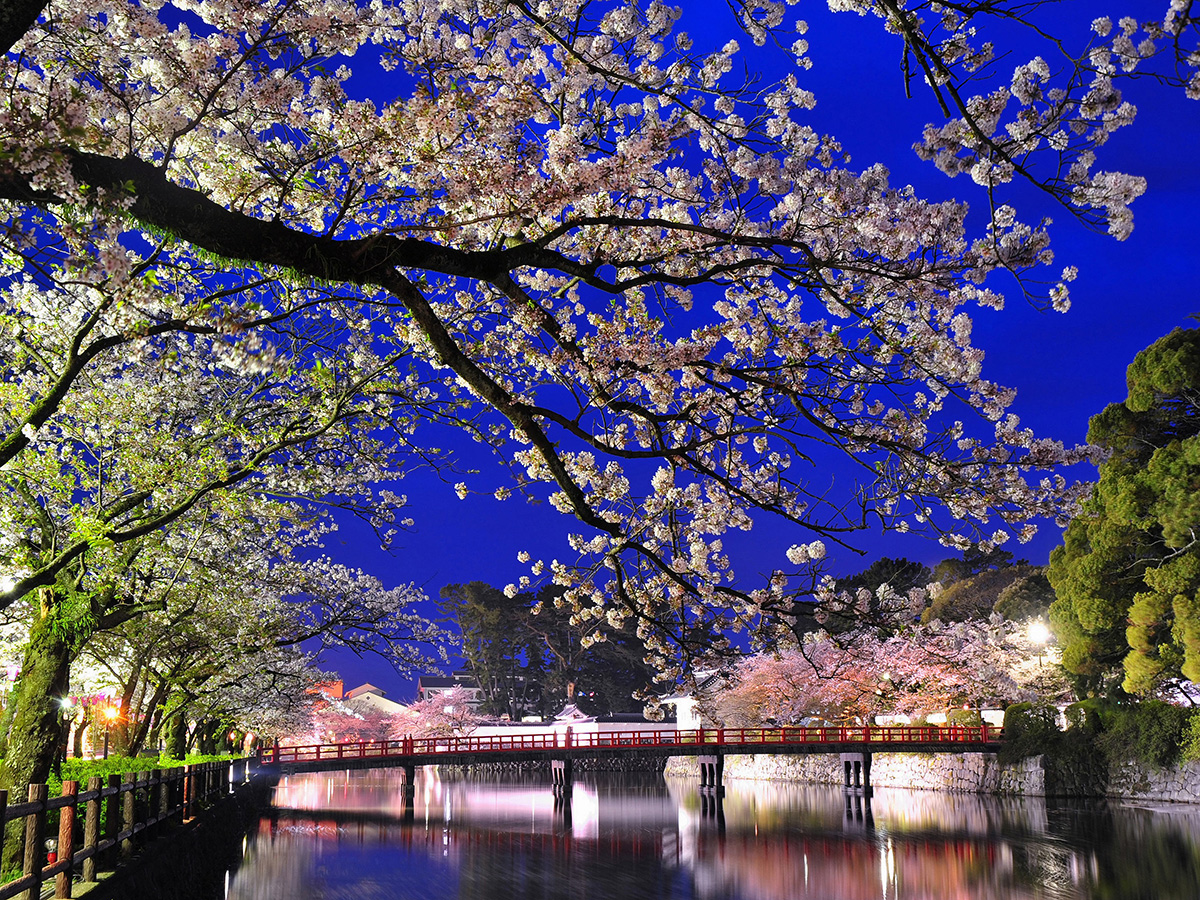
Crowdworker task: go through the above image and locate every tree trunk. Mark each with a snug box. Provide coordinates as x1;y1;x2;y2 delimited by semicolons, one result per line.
165;705;187;759
0;681;17;757
1;611;72;870
72;714;89;759
198;720;219;755
2;613;71;787
128;675;170;757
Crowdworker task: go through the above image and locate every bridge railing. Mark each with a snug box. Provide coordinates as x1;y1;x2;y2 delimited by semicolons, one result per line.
260;724;1001;764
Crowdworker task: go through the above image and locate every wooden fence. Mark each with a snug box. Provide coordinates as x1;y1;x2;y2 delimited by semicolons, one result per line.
0;759;251;900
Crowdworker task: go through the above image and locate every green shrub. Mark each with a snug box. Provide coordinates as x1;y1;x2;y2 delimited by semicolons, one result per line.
49;753;237;795
1063;698;1105;734
999;702;1060;764
1183;714;1200;764
1092;700;1192;769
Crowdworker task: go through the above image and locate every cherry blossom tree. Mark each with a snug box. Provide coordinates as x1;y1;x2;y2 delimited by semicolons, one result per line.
74;508;450;757
713;616;1070;725
302;699;407;746
1;2;1196;737
404;686;482;738
0;330;432;792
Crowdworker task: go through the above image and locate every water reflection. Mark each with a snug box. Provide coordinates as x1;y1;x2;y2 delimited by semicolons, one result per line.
226;769;1200;900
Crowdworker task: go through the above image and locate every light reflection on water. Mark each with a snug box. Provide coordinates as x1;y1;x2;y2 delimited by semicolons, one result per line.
225;769;1200;900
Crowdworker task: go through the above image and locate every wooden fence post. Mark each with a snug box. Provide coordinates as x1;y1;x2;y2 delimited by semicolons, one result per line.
55;780;78;899
22;782;48;900
182;765;193;820
148;769;161;828
103;774;120;866
157;768;170;824
83;776;102;882
120;775;135;858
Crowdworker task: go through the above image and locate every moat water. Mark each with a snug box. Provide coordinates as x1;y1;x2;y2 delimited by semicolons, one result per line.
223;768;1200;899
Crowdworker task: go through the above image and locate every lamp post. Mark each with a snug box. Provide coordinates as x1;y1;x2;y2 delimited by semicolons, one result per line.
1028;619;1051;685
103;705;119;759
59;696;75;760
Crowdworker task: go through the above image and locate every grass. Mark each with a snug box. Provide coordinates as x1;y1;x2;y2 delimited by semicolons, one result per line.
47;753;239;795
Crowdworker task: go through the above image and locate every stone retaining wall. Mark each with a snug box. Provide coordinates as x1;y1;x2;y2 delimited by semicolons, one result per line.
1107;759;1200;804
665;752;1200;803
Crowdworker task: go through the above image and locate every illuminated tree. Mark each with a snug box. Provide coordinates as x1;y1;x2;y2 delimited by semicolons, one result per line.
715;616;1067;725
0;1;1195;780
405;686;482;738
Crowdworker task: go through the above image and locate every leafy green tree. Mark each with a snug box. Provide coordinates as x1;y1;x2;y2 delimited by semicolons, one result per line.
439;582;545;718
440;582;657;717
806;557;932;634
994;571;1056;622
524;585;656;716
932;547;1026;586
923;564;1042;624
1049;326;1200;696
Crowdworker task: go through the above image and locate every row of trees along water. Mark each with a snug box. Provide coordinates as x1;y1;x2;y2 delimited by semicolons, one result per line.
0;0;1198;868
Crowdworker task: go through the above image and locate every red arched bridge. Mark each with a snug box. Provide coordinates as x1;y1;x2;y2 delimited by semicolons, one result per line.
258;724;1004;796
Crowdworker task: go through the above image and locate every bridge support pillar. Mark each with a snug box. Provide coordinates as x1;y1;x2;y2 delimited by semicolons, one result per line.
840;752;873;798
700;791;725;831
843;791;874;830
697;754;724;795
552;758;573;797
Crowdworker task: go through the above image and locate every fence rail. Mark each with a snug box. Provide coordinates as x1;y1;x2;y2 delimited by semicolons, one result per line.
0;759;250;900
261;724;1003;765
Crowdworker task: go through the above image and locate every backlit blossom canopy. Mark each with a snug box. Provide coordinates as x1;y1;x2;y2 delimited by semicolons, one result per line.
1;0;1196;681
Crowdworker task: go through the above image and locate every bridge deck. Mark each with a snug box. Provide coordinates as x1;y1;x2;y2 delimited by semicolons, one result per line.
259;725;1003;774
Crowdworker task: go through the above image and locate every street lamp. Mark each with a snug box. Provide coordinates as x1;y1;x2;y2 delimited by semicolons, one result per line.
1028;618;1051;674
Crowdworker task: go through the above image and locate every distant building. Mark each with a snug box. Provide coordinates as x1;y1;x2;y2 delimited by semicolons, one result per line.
310;680;345;701
342;683;407;716
659;671;725;730
417;672;485;709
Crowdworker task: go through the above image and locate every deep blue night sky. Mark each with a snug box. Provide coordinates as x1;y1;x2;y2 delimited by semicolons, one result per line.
321;1;1200;699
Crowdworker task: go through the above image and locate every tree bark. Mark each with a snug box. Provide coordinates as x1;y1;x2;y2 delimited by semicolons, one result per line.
72;715;89;759
165;705;187;759
128;676;170;757
0;682;17;757
1;608;71;870
0;0;47;55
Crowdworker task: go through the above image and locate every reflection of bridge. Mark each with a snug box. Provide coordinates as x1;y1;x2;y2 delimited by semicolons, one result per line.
258;725;1003;796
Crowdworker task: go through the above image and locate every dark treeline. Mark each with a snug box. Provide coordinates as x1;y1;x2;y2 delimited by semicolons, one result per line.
439;582;657;720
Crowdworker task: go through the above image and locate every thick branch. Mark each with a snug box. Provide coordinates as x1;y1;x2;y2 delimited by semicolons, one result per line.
0;0;47;55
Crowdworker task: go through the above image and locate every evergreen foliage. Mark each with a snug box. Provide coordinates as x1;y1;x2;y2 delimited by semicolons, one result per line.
993;571;1056;622
1048;327;1200;696
1003;699;1194;771
440;582;656;717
